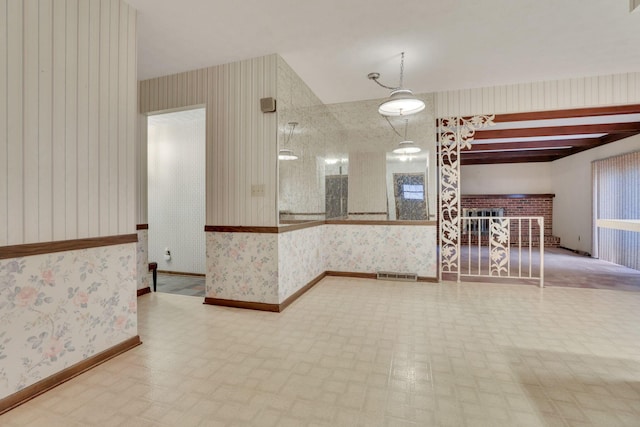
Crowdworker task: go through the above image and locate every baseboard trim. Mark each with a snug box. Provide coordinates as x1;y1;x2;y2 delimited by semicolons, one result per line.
279;272;326;312
204;270;438;313
0;335;141;415
325;271;378;280
558;246;591;257
137;287;151;296
203;297;280;312
204;272;326;313
157;270;205;277
418;276;439;283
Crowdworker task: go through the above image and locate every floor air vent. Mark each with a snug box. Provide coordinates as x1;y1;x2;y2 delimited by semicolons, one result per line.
377;271;418;282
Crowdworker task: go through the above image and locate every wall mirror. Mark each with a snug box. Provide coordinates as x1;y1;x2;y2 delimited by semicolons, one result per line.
278;94;436;225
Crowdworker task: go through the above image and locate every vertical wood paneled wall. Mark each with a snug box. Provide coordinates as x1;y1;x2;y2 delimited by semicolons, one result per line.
138;55;279;227
136;113;148;224
0;0;137;246
436;72;640;116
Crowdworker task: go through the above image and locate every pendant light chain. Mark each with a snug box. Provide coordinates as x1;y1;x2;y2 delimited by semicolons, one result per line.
399;52;405;89
285;122;297;147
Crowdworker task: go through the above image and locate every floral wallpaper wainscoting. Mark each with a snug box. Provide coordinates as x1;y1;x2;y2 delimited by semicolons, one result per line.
278;226;326;302
206;232;279;304
324;225;438;278
0;243;138;400
137;229;150;291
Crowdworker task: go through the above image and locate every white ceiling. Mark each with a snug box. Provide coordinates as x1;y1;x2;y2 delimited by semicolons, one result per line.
127;0;640;105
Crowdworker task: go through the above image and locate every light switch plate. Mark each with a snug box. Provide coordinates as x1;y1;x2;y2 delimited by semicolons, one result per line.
251;184;265;197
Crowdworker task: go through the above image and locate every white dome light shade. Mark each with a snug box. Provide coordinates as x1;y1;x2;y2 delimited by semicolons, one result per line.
278;149;298;160
392;140;421;154
378;89;425;117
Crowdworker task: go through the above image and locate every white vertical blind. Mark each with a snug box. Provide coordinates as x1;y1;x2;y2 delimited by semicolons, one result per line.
593;151;640;270
1;0;137;246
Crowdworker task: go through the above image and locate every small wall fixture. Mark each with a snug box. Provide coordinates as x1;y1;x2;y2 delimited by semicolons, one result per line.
278;122;299;160
368;52;425;117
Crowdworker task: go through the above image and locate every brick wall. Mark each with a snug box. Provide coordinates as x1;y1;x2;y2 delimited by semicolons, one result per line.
460;194;560;247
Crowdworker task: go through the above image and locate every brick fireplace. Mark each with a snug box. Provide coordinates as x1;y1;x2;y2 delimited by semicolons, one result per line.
460;194;560;247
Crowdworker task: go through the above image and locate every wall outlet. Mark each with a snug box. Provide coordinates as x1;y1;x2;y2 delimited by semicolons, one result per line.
251;184;265;197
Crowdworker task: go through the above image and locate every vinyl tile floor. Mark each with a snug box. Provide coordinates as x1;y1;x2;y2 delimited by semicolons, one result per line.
3;276;640;426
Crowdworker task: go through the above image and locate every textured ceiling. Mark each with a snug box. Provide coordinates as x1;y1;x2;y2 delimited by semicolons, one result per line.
127;0;640;105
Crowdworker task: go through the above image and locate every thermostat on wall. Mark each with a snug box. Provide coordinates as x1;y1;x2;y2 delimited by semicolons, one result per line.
260;97;276;113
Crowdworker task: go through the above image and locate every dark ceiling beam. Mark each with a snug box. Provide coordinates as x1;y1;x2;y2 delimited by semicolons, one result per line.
598;131;640;145
466;138;598;152
460;149;573;159
473;122;640;139
462;155;561;165
567;131;640;156
492;104;640;123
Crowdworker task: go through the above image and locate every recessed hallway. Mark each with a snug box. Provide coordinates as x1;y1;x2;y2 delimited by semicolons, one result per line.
2;276;640;426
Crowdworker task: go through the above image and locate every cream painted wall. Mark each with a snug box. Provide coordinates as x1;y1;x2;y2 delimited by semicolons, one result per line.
138;55;278;227
551;133;640;254
1;0;137;246
461;163;553;195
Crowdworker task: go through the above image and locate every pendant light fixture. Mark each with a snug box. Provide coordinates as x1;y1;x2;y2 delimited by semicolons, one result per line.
393;140;421;154
392;119;421;154
278;122;299;160
368;52;425;117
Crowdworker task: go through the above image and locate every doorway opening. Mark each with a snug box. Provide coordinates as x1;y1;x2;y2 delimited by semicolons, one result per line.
325;174;348;219
147;108;206;297
393;173;427;220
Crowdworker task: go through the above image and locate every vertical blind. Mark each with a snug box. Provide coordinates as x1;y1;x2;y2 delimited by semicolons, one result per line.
592;151;640;270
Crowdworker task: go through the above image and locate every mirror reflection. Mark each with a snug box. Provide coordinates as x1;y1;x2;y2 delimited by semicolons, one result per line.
278;94;435;225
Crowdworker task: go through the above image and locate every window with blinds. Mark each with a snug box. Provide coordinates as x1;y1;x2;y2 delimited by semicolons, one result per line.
592;151;640;270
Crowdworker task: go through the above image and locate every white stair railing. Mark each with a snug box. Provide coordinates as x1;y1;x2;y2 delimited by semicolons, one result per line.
459;216;544;287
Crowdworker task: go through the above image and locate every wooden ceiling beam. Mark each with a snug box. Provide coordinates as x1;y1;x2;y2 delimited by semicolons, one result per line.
598;130;640;145
466;138;597;152
461;155;561;165
566;131;640;156
462;148;575;158
492;104;640;123
473;122;640;139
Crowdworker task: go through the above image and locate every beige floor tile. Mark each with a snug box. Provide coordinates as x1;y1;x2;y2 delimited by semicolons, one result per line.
2;277;640;426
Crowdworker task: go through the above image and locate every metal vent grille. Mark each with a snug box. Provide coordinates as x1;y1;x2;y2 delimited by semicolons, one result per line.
376;271;418;282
